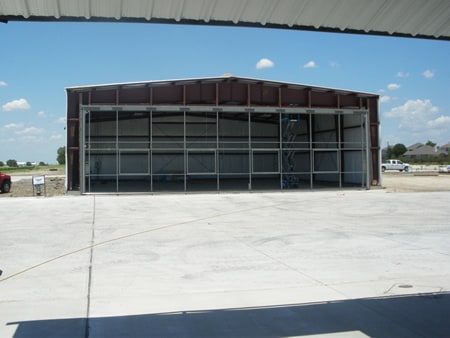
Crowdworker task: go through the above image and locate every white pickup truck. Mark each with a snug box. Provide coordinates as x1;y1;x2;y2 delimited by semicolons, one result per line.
381;159;410;172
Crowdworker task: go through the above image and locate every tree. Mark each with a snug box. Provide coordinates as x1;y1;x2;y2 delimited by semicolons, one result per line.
426;140;436;147
392;143;407;158
57;146;66;165
39;161;47;166
6;159;18;167
437;153;447;165
0;161;4;167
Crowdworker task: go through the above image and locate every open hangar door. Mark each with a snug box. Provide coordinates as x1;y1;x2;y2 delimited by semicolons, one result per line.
81;106;369;193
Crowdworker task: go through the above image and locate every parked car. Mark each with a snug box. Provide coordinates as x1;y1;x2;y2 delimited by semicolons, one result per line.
0;172;12;193
381;159;410;172
439;165;450;173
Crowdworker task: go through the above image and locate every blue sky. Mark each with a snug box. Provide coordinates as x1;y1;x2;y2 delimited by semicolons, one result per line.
1;22;449;164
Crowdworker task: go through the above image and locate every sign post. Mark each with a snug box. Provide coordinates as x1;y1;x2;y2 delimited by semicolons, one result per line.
32;175;46;196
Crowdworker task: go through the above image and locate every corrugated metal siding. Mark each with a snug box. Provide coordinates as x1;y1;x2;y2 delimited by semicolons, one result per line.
1;0;449;40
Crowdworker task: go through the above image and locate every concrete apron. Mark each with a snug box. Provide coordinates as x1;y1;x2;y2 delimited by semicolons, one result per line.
1;190;449;337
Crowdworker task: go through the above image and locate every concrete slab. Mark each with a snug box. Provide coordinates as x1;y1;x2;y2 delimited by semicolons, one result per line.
1;190;450;337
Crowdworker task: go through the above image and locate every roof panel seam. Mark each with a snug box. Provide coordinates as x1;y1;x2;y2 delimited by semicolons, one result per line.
200;0;216;23
144;0;154;20
232;0;248;24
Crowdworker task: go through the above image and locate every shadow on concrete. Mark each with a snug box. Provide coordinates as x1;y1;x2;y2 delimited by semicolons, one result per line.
8;292;450;338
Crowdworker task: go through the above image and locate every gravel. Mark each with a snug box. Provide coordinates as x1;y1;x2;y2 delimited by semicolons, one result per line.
381;172;450;192
1;170;449;197
0;169;65;198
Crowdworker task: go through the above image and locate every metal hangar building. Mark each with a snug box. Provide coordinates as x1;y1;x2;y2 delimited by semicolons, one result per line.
66;76;380;193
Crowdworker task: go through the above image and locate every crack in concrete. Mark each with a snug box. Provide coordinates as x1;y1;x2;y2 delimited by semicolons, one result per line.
85;195;96;338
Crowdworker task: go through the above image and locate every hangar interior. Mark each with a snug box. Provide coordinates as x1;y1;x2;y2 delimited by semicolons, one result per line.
67;77;379;193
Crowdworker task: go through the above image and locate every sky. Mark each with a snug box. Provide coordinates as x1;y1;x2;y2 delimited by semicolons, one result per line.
0;21;449;164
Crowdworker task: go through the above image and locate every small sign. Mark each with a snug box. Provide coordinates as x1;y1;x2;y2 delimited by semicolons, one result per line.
33;176;45;185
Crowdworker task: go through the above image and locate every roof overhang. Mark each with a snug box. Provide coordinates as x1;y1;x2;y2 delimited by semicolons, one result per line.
1;0;449;41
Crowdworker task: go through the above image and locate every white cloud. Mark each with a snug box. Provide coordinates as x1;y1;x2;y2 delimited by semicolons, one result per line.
387;83;400;90
2;98;31;111
396;72;409;78
0;81;7;87
56;117;67;124
380;96;391;104
422;69;434;79
15;127;44;135
304;60;317;68
37;111;46;118
256;58;274;69
384;99;439;131
4;123;24;130
427;115;450;128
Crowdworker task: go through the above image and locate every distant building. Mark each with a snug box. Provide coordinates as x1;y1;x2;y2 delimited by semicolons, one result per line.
407;143;424;151
439;143;450;153
16;162;37;167
403;143;446;160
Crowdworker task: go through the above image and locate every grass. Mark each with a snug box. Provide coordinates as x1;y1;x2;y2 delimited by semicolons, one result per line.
0;164;65;174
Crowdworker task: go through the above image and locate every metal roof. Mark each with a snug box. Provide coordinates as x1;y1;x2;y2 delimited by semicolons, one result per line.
404;144;446;156
65;75;379;98
1;0;449;40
